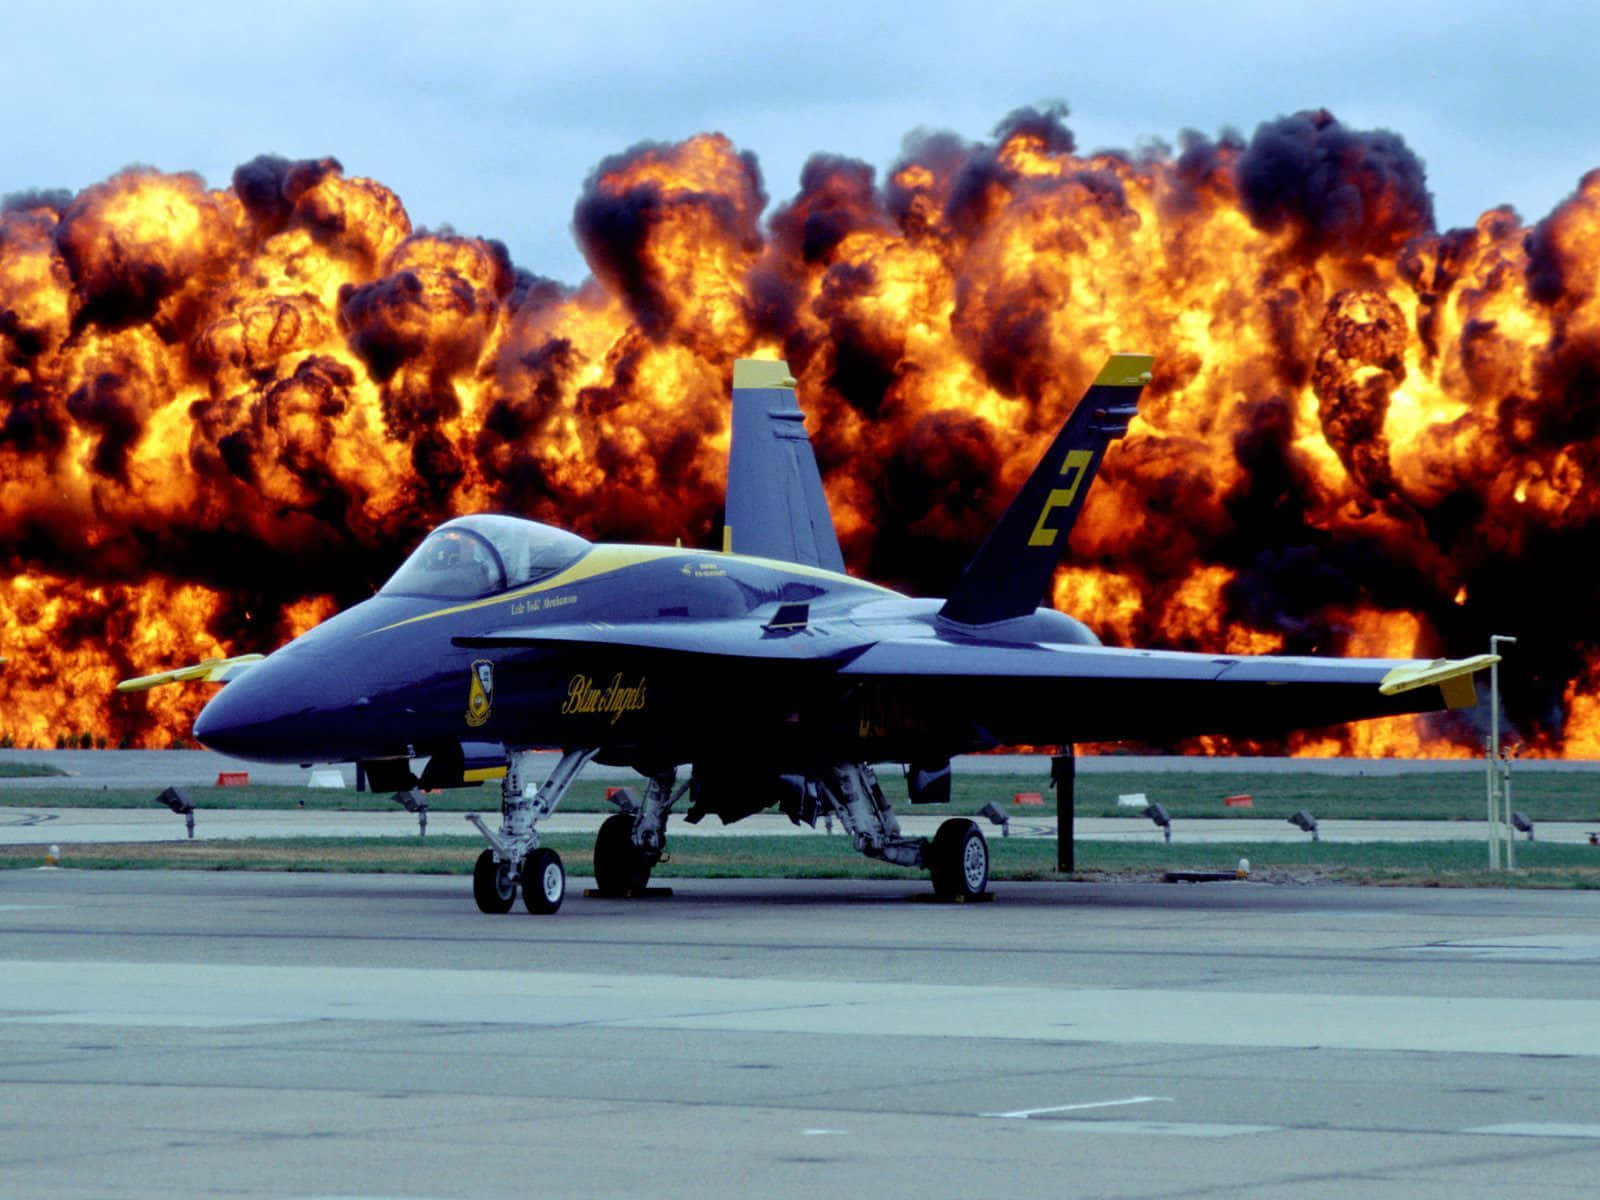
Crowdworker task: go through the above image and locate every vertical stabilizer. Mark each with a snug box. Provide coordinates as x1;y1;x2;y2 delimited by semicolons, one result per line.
938;354;1154;626
724;359;846;572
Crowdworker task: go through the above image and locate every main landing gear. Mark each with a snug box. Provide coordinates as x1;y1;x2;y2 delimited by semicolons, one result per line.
592;769;685;896
928;817;989;900
818;764;990;901
466;746;596;915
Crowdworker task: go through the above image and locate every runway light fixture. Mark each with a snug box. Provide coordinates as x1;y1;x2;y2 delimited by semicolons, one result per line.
156;786;196;839
1512;811;1534;842
392;789;429;837
1287;810;1319;842
1143;802;1172;843
978;801;1011;838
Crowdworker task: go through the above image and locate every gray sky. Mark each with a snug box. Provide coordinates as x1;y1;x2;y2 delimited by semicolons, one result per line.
6;0;1597;283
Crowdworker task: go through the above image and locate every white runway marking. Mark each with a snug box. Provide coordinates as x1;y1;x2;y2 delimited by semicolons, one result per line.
982;1096;1173;1119
3;961;1598;1057
1424;936;1600;961
1464;1124;1600;1139
1039;1120;1279;1138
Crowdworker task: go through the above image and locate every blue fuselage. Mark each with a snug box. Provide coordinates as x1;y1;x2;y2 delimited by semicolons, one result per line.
193;543;1026;769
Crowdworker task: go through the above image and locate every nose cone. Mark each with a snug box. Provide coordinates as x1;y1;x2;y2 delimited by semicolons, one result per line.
193;666;303;761
192;594;436;762
193;648;371;763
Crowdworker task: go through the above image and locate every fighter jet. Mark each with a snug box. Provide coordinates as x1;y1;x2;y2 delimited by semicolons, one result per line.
120;355;1494;913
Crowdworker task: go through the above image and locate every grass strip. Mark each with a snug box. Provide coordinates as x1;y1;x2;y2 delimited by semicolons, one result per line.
0;762;67;778
6;835;1599;888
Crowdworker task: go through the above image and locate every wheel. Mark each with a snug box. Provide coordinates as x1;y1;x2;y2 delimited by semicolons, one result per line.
472;848;516;914
929;818;989;900
593;812;653;896
523;847;565;914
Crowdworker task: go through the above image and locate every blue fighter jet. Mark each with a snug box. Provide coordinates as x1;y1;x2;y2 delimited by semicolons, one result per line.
120;355;1495;913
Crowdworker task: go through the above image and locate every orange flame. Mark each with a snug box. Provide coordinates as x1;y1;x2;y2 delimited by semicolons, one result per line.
3;109;1598;754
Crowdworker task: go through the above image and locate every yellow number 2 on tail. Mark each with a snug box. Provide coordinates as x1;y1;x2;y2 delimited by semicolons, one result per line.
1027;449;1093;547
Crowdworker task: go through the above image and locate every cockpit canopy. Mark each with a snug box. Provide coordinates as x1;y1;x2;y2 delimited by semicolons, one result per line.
380;515;591;599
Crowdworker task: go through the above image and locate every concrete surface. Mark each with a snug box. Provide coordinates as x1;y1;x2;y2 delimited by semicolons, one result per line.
2;871;1599;1198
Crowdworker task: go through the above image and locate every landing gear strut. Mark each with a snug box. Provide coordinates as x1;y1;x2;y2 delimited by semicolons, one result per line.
466;746;596;915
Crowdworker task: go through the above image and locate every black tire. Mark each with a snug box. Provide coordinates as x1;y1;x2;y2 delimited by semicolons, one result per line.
593;812;652;896
929;818;989;900
472;848;516;914
523;847;565;914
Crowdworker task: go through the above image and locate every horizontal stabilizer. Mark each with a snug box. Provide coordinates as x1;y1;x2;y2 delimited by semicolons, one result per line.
939;354;1153;626
115;654;265;693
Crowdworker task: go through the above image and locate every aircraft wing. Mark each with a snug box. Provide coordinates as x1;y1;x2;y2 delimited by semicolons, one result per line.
115;654;265;692
837;641;1497;742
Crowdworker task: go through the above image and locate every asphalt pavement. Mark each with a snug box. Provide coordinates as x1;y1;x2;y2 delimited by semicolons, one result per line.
2;870;1598;1197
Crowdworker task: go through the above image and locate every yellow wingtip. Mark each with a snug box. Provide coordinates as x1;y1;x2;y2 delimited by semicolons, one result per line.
1378;654;1499;707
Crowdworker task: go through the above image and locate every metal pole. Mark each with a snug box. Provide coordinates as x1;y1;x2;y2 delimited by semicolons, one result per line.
1485;732;1498;870
1052;748;1075;873
1501;757;1514;871
1488;635;1517;871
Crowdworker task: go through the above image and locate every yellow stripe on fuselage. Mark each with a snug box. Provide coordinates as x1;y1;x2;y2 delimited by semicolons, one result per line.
366;544;893;636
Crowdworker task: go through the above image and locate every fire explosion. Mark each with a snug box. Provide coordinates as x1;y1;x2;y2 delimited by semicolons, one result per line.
3;107;1599;755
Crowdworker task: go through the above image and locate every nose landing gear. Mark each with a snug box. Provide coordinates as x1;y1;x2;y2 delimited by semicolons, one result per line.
522;847;566;914
467;745;593;915
472;848;518;914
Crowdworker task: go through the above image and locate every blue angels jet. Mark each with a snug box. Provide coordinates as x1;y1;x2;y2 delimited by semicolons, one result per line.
120;355;1495;913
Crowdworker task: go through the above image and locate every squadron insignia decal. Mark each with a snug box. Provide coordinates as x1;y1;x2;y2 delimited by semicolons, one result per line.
465;659;495;727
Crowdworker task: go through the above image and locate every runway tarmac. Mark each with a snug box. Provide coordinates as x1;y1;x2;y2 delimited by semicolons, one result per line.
3;869;1599;1197
4;805;1599;847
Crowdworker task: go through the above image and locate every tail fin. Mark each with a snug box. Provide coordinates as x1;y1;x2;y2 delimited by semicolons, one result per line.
723;359;846;572
938;354;1153;626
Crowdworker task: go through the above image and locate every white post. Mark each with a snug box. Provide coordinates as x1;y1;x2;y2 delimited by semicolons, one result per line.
1488;635;1517;871
1485;732;1499;871
1502;756;1515;871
